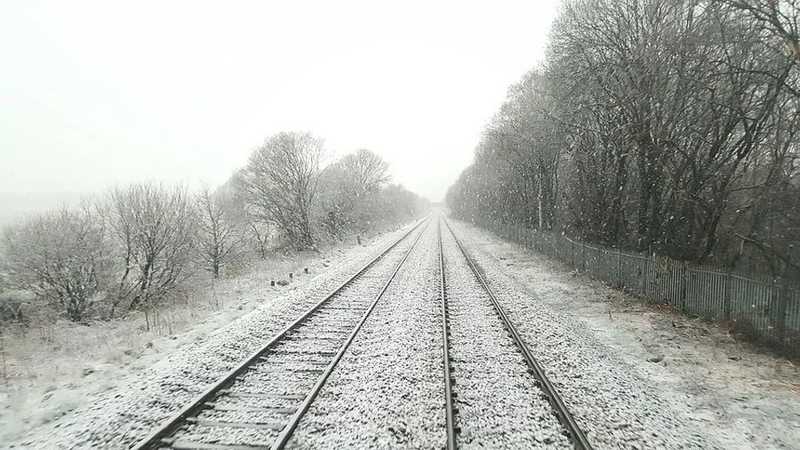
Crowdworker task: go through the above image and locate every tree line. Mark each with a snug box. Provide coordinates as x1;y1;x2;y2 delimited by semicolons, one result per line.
447;0;800;281
0;132;428;323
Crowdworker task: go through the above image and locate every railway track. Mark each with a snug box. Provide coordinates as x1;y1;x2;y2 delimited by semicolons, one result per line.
438;220;458;450
133;218;430;450
132;214;591;449
440;217;593;450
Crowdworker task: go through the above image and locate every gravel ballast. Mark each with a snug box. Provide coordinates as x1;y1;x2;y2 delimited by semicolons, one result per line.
447;218;715;449
7;221;425;449
286;218;445;448
170;263;400;447
441;223;572;449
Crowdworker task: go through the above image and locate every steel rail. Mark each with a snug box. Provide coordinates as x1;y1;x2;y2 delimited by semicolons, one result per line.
437;219;458;450
271;217;430;449
133;217;430;450
442;218;593;450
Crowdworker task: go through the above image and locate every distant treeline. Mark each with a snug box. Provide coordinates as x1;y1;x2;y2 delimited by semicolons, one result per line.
0;131;428;323
447;0;800;281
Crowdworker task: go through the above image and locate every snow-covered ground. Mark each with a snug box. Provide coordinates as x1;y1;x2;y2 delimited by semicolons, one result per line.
0;248;342;443
449;219;800;449
1;221;421;449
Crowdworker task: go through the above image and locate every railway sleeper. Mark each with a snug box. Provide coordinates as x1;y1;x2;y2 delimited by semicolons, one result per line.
185;417;285;431
205;403;297;414
167;439;266;450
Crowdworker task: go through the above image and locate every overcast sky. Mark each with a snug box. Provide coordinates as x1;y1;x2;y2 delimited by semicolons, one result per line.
0;1;559;206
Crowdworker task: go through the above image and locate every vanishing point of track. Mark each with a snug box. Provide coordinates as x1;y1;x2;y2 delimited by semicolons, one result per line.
133;218;429;450
439;217;593;450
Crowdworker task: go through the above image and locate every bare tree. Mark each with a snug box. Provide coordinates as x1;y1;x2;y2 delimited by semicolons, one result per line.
1;206;112;322
448;0;800;279
216;175;273;259
317;149;392;236
108;184;196;316
246;220;272;259
722;0;800;63
196;187;240;278
237;131;324;249
340;149;391;194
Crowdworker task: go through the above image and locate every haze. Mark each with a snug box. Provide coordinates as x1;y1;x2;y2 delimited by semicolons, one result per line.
0;0;558;218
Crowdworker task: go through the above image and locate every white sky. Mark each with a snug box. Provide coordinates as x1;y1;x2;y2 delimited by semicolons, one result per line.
0;0;559;204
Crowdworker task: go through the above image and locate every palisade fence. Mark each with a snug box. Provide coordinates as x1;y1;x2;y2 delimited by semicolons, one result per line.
476;218;800;356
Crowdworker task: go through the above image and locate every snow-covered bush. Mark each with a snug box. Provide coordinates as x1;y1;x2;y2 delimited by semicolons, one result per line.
237;131;324;250
316;149;427;238
196;187;244;278
106;183;197;316
1;207;113;322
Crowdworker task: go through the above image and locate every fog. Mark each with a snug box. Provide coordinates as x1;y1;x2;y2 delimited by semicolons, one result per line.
0;0;558;217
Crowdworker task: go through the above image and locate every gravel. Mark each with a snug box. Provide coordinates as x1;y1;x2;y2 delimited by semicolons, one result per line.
286;219;445;448
441;223;572;449
169;264;397;448
447;218;717;449
6;221;424;450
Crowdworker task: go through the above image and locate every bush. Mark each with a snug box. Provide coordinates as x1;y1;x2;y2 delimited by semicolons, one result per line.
1;208;113;322
107;184;196;315
0;289;35;324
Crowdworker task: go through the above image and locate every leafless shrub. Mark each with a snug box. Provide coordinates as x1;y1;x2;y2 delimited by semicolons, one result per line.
1;207;112;322
237;131;324;250
246;220;274;259
317;149;425;237
196;187;242;278
317;149;390;236
107;183;196;317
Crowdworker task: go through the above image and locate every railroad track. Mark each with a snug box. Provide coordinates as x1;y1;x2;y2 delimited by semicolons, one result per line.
438;220;458;450
440;217;593;450
133;218;430;450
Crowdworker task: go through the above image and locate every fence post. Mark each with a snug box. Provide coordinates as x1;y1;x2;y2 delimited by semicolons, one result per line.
570;238;574;267
773;278;789;346
680;263;688;312
723;269;732;322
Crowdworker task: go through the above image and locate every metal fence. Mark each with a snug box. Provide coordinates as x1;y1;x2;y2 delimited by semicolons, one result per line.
478;219;800;356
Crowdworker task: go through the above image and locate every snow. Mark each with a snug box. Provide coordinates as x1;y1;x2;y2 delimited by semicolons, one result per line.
286;221;445;448
449;218;800;449
440;224;571;448
166;227;425;448
7;215;797;449
1;222;419;449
